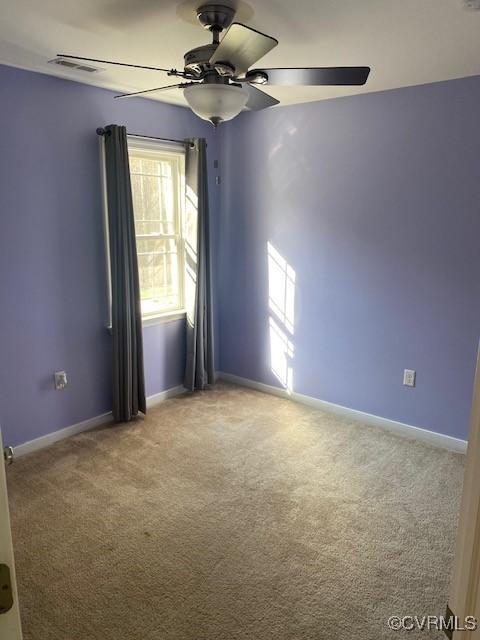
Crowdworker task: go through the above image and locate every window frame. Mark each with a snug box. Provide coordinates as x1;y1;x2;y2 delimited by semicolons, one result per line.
100;135;187;328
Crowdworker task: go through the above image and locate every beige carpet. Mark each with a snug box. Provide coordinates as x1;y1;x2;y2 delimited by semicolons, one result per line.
7;382;464;639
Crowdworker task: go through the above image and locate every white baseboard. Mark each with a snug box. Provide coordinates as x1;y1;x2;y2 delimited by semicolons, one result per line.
146;384;186;409
218;372;468;454
13;412;113;458
13;375;467;458
14;384;186;458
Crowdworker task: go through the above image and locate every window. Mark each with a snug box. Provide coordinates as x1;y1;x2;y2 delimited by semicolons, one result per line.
127;138;185;320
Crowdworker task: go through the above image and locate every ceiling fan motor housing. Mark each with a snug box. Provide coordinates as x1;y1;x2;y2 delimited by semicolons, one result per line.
184;43;218;77
184;47;236;79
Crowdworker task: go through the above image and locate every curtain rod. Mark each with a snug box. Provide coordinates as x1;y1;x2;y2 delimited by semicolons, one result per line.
96;127;197;147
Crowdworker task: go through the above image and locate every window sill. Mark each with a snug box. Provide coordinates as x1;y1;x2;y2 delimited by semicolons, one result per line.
142;310;186;326
105;311;186;334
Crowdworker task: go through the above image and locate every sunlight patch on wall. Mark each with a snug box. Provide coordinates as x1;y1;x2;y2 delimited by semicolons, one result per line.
267;242;295;392
269;317;294;392
184;185;198;326
268;242;295;334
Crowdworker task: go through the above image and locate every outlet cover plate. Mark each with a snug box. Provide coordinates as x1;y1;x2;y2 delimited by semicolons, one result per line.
403;369;416;387
54;371;67;390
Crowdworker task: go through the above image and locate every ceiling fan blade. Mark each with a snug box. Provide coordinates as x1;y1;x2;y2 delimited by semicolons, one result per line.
114;83;192;99
247;67;371;86
57;54;174;74
243;84;280;111
209;23;278;77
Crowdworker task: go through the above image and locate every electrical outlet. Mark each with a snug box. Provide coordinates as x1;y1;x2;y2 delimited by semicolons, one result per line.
54;371;68;390
403;369;416;387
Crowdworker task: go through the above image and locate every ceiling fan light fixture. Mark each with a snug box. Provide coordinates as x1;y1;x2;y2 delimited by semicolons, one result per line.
183;83;247;125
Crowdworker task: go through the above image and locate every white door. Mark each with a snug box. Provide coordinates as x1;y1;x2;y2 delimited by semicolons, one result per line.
449;346;480;638
0;429;22;639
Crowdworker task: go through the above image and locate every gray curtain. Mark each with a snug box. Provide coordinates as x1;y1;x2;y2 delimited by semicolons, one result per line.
184;138;215;391
104;124;146;420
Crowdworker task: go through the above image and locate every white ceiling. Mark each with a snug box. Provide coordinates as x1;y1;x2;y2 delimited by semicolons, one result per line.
1;0;480;108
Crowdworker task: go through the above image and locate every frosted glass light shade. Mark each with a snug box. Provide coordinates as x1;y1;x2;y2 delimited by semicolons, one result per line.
183;83;248;126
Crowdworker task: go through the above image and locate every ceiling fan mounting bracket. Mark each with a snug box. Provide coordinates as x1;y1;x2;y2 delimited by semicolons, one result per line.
196;4;236;32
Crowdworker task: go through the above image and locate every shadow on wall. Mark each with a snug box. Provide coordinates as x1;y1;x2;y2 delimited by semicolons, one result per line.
267;242;295;393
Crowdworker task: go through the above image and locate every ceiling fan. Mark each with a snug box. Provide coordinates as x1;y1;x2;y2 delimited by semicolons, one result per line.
58;3;370;127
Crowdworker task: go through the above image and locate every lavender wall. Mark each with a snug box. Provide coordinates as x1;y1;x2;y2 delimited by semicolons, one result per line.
0;64;220;447
218;75;480;440
1;64;478;448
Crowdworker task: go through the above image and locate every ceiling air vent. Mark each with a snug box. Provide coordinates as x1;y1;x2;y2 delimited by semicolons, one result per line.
48;58;103;73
